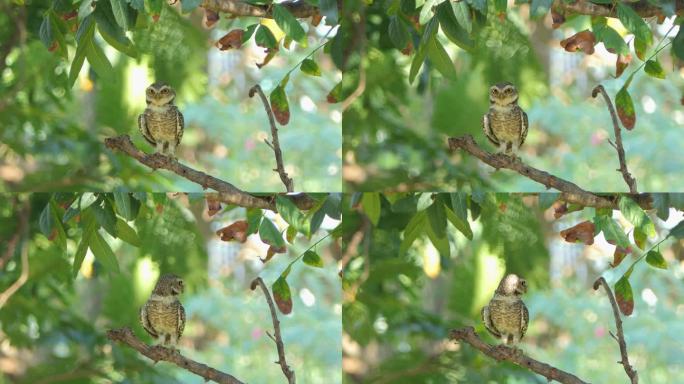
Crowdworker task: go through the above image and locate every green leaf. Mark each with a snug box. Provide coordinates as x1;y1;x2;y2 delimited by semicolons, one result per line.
388;15;410;50
400;210;426;254
259;218;286;247
270;85;290;125
673;25;684;61
303;250;323;268
320;0;338;25
466;0;486;13
614;275;634;316
593;23;629;56
85;35;113;78
419;0;438;25
39;202;53;238
615;86;635;130
247;208;263;235
300;58;321;76
255;25;277;48
425;220;450;257
243;24;259;43
39;14;53;49
181;0;202;13
93;201;117;238
73;210;98;277
618;196;656;238
645;250;667;269
110;0;130;30
69;17;94;87
633;226;646;250
427;38;457;79
361;193;381;226
49;200;67;251
276;195;309;236
273;4;306;43
644;59;666;79
115;218;141;247
451;1;472;34
89;231;120;273
594;215;630;249
494;0;507;13
409;17;438;83
94;4;138;58
616;3;652;50
427;200;447;239
48;11;69;59
445;206;473;239
530;0;553;19
272;277;293;314
72;237;90;278
113;192;134;220
435;2;474;52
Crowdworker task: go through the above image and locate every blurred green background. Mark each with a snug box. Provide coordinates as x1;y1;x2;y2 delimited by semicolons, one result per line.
0;3;341;193
342;2;684;192
342;193;684;383
0;193;342;383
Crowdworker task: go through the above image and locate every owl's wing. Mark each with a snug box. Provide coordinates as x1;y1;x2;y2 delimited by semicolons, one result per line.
177;303;186;339
481;305;501;338
519;109;529;147
520;302;529;340
174;107;184;146
139;303;158;338
482;112;500;147
138;112;156;146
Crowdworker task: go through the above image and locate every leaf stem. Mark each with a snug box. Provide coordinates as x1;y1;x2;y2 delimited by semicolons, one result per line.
278;25;336;85
279;232;332;277
625;24;676;80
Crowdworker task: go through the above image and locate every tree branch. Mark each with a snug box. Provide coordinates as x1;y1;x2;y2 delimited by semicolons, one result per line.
449;327;590;384
200;0;317;18
250;277;295;384
106;327;245;384
448;135;624;208
553;0;681;18
0;198;28;270
104;135;314;210
593;277;638;384
592;85;637;194
249;85;294;192
0;231;29;309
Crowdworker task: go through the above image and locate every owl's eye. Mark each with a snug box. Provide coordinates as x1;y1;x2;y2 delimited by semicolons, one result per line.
162;89;169;94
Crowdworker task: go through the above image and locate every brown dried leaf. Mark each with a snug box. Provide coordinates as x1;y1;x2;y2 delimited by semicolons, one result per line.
311;13;323;27
256;48;277;69
62;11;78;21
560;30;596;55
401;40;414;56
206;195;221;216
260;245;287;263
204;9;220;29
611;246;631;267
553;202;568;219
560;220;595;245
615;54;631;78
551;9;565;29
216;29;244;51
216;220;249;243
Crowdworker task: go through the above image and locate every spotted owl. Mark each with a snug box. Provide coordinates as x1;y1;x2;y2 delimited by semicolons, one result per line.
481;274;529;346
138;82;184;157
482;82;528;156
140;274;186;348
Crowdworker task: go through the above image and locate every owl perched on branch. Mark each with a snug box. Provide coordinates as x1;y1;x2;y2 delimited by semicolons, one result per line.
481;274;529;346
482;82;528;156
140;274;186;348
138;82;184;157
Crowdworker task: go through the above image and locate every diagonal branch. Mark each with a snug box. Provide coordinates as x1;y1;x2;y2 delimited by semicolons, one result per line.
251;277;296;384
201;0;317;18
592;85;637;194
0;230;30;309
249;85;294;192
449;327;589;384
106;327;245;384
552;0;681;18
104;135;314;210
593;277;638;384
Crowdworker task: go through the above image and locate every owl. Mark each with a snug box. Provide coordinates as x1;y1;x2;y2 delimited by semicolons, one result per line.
140;274;186;348
481;274;529;346
482;82;528;156
138;82;184;157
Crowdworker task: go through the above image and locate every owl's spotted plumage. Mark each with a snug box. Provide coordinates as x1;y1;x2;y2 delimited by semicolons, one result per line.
140;274;186;348
138;82;184;157
481;274;529;346
482;82;528;155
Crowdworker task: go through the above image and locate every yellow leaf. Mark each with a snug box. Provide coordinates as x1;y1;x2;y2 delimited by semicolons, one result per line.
260;18;285;43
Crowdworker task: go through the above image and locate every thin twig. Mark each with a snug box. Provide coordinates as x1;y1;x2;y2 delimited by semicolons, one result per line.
201;0;317;18
250;277;296;384
106;328;245;384
593;277;638;384
0;230;30;309
449;327;590;384
552;0;679;18
0;198;28;270
249;85;294;192
592;85;638;194
340;59;366;111
447;135;643;209
104;135;313;210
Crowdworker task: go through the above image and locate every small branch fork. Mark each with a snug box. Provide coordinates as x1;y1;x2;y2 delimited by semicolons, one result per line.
593;277;639;384
104;136;313;210
449;327;590;384
592;85;637;194
249;85;294;192
251;277;296;384
106;327;245;384
201;0;317;18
